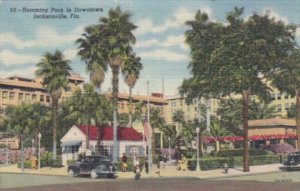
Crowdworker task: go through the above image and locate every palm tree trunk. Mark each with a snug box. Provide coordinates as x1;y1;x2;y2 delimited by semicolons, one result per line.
128;87;132;127
52;100;58;160
295;88;300;150
152;127;155;163
242;89;250;172
85;124;89;150
112;65;119;163
96;125;101;155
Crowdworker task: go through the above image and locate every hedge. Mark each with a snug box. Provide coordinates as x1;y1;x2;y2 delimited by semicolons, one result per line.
187;155;285;171
17;161;31;169
217;148;269;157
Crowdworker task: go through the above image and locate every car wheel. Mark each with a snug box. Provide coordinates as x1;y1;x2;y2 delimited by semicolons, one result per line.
91;169;98;179
68;169;76;177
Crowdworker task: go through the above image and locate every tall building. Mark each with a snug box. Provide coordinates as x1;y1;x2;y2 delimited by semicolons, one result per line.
163;96;219;125
0;73;84;110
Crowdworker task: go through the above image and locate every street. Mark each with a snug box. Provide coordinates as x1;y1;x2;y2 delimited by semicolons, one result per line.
0;173;300;191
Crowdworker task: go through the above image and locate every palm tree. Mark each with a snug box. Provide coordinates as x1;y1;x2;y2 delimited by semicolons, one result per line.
121;53;142;127
249;101;279;119
203;121;233;151
35;50;72;159
76;6;137;162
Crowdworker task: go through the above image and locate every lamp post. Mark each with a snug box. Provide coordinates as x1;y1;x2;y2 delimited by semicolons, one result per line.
38;133;42;170
196;127;200;171
168;137;171;161
32;139;35;156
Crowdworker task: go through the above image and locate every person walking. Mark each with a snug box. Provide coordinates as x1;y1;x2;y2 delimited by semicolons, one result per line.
121;153;128;172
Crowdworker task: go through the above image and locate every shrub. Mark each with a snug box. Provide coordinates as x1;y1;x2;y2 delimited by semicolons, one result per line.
267;143;295;154
188;157;234;171
232;155;282;166
17;161;31;169
217;148;269;157
67;160;77;165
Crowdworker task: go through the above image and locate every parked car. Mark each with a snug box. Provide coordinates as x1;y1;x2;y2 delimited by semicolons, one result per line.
280;151;300;171
284;151;300;166
68;155;117;179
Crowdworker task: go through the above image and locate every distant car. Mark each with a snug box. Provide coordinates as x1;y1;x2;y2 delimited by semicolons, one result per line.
68;155;117;179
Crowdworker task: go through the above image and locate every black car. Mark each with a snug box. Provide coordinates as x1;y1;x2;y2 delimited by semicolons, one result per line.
68;155;117;179
284;151;300;166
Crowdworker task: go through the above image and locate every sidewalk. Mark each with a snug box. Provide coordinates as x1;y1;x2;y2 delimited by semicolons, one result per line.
0;163;283;179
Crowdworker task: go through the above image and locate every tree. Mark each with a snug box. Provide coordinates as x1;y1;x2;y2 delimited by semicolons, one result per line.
150;107;165;161
64;84;112;153
76;6;137;162
121;53;143;127
249;101;279;120
203;121;233;151
180;7;297;172
35;50;72;159
272;49;300;149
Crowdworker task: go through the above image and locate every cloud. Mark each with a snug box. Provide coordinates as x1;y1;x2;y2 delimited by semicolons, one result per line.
63;49;78;60
138;49;188;61
262;9;289;24
0;25;85;49
136;34;188;50
0;50;40;65
134;7;210;35
0;66;37;78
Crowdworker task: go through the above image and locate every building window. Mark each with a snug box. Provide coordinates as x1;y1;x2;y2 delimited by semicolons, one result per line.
40;95;44;102
180;100;183;107
19;93;24;100
129;146;138;157
121;103;124;109
277;104;282;112
194;107;198;112
285;103;289;110
2;91;8;99
277;93;281;100
25;94;30;101
284;93;289;99
32;94;37;101
9;92;15;100
271;94;275;101
171;101;176;107
46;96;50;103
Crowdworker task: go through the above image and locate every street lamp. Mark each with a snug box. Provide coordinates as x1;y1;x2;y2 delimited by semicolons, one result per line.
196;127;200;171
38;133;42;170
32;139;35;156
168;137;171;161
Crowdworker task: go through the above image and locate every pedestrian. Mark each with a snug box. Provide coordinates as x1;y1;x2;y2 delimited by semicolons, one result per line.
133;157;141;180
145;159;149;174
121;153;128;172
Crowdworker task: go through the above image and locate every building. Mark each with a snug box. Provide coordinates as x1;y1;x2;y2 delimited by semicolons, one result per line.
105;92;168;114
60;125;144;166
0;73;84;110
163;96;219;124
248;118;297;148
268;90;296;117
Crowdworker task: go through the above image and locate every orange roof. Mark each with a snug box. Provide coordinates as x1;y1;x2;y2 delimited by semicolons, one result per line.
105;92;168;104
0;77;44;90
248;118;296;127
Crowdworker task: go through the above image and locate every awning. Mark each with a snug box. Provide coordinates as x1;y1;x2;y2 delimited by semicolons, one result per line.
61;140;82;147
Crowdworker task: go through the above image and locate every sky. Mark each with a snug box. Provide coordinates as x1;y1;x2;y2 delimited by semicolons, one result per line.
0;0;299;96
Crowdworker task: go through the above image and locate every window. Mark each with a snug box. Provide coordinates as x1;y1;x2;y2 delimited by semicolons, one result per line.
194;107;198;112
171;101;176;107
40;95;44;102
284;93;289;99
9;92;15;100
32;94;37;101
25;94;30;101
129;146;138;157
2;91;8;99
46;96;50;102
121;103;124;109
285;103;289;110
193;99;198;105
19;93;24;100
180;100;183;107
271;94;275;101
277;104;282;112
277;93;281;100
